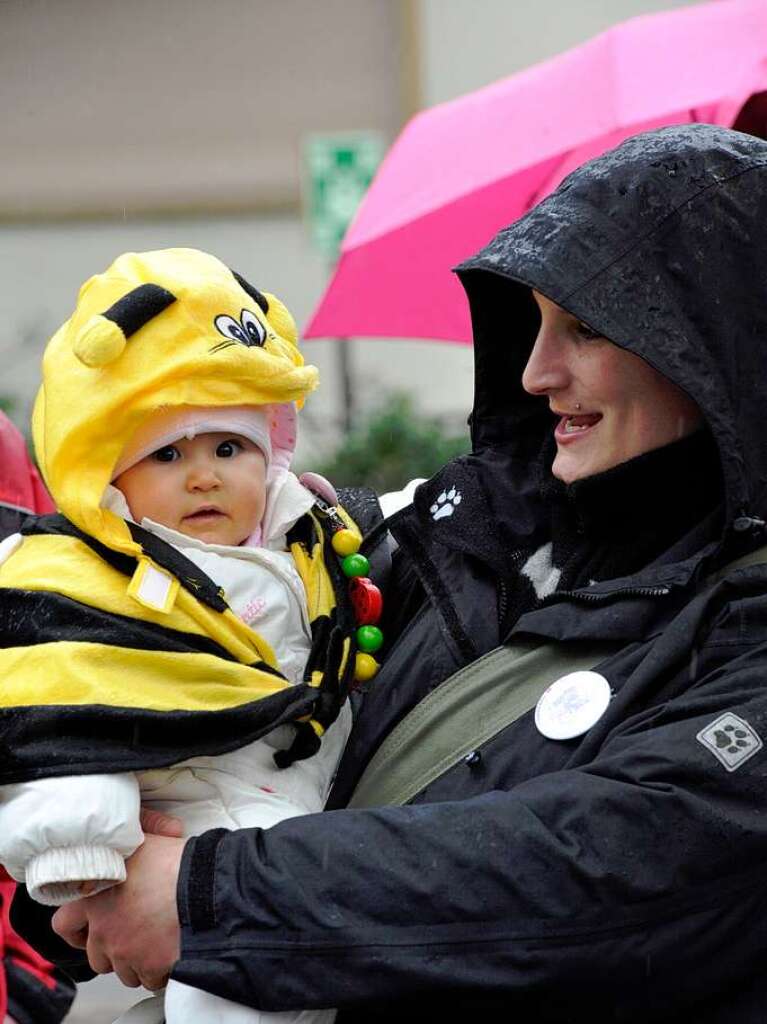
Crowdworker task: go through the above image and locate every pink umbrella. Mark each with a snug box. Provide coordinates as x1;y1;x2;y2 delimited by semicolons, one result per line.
305;0;767;344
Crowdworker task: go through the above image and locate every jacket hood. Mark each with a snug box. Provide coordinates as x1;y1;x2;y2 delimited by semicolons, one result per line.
456;124;767;536
33;248;318;553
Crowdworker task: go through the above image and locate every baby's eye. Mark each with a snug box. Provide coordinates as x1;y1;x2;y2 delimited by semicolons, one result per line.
216;439;243;458
575;321;602;342
151;445;179;463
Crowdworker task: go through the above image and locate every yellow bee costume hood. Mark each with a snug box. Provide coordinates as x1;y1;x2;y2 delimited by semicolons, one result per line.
34;247;315;548
0;248;369;782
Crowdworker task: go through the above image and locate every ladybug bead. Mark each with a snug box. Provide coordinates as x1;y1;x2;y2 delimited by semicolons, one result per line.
349;577;383;625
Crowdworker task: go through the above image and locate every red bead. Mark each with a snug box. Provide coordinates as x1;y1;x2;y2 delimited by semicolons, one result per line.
349;577;382;625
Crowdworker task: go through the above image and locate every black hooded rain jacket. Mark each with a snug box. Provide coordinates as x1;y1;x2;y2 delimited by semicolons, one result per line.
172;125;767;1021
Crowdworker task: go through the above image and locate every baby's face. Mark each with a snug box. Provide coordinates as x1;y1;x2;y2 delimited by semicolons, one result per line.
114;432;267;546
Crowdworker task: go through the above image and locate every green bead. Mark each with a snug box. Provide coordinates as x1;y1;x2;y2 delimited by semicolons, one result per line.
342;553;370;578
356;625;383;653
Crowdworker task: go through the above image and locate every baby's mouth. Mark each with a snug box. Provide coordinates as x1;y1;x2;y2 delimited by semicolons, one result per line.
184;506;225;521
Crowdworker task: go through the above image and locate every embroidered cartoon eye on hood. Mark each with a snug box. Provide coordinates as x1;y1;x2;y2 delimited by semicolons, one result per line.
33;247;317;555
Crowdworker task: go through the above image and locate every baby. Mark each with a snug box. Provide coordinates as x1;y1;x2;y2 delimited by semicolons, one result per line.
0;249;382;1024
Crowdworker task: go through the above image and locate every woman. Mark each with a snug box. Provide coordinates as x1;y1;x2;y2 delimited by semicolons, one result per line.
46;124;767;1020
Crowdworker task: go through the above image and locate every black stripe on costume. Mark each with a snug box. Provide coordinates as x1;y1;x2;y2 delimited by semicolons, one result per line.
308;513;358;715
22;513;136;575
0;588;241;662
101;284;176;338
0;507;31;542
21;514;228;614
127;522;228;612
0;685;317;784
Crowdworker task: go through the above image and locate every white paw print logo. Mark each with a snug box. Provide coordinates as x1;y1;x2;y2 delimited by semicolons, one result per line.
430;487;462;521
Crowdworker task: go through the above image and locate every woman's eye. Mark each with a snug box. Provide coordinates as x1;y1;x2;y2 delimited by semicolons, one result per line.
216;439;243;458
575;321;602;341
152;445;179;463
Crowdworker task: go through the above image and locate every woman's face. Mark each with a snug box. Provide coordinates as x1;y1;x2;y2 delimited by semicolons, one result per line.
521;291;703;484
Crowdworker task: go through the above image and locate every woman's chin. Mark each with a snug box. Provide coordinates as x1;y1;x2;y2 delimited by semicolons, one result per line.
551;450;599;485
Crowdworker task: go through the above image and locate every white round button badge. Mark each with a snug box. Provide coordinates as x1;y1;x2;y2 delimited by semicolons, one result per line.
535;670;612;740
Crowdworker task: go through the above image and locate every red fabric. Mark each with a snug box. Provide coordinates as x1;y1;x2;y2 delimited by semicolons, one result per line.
0;877;6;1022
0;414;57;1019
1;871;56;993
0;412;53;514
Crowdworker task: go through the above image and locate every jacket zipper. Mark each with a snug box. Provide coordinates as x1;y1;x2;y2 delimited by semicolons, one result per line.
497;547;528;633
540;584;672;607
497;579;509;629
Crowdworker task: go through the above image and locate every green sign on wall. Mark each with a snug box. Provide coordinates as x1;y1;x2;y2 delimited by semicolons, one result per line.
303;132;385;259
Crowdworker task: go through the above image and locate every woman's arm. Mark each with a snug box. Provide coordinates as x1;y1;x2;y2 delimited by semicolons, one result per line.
53;640;767;1017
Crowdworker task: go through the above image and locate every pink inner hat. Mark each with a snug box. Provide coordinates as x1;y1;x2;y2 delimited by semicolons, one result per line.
111;405;272;481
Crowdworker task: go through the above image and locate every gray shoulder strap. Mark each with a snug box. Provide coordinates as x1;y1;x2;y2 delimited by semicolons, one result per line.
349;640;618;808
349;542;767;810
702;541;767;583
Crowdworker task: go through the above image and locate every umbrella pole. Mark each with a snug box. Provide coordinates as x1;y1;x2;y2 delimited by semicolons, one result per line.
336;338;355;436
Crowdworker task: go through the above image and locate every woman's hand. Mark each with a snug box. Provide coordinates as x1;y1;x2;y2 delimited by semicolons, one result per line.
51;808;185;990
139;806;184;838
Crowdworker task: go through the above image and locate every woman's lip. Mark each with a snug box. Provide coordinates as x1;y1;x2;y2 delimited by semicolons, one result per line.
554;413;602;443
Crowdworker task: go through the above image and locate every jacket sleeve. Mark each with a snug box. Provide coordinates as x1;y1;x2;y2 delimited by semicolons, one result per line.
0;774;143;905
172;643;767;1019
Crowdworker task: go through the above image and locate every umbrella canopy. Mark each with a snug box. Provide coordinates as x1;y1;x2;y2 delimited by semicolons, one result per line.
305;0;767;344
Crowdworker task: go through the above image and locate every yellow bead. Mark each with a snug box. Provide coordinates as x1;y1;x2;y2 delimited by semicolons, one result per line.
332;529;360;557
354;652;379;683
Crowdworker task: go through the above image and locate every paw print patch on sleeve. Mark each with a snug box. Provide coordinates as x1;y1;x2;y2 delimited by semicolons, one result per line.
697;712;763;772
430;487;462;521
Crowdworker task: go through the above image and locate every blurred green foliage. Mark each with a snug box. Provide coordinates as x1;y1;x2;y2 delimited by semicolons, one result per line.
315;392;470;493
0;395;17;417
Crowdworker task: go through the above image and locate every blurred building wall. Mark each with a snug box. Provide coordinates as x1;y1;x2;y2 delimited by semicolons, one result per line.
419;0;701;105
1;0;698;466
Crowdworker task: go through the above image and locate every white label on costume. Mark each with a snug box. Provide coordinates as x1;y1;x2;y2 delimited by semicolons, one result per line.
0;532;23;567
132;562;176;612
535;670;612;740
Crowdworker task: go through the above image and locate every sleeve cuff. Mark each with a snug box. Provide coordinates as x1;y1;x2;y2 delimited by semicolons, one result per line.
178;829;227;934
26;845;127;906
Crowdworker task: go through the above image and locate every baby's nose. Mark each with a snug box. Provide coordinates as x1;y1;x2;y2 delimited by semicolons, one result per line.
187;466;220;490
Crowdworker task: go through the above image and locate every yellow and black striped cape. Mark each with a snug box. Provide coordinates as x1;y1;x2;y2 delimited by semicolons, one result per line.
0;247;368;785
0;501;360;784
